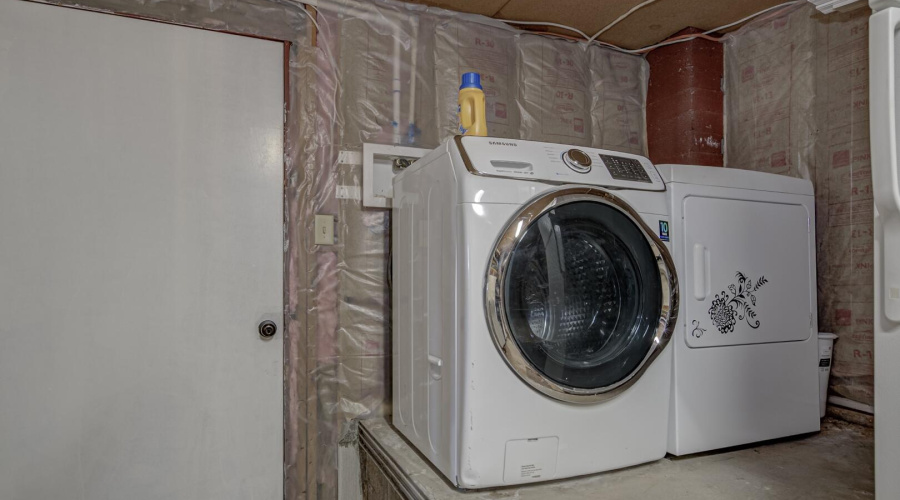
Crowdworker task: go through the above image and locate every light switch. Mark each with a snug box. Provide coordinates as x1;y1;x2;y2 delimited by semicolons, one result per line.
315;215;335;245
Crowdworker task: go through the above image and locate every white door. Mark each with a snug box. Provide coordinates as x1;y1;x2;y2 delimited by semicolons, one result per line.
0;2;284;499
870;4;900;498
680;194;814;347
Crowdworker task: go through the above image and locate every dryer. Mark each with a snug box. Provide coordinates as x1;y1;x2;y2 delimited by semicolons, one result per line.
392;136;678;489
658;164;820;456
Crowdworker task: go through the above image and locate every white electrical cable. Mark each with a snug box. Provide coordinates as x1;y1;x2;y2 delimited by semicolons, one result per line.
702;0;799;34
493;19;590;39
492;0;799;55
305;0;798;57
300;4;322;33
610;0;800;54
587;0;658;44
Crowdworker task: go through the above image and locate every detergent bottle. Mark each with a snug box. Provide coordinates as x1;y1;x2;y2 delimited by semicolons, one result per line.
458;72;488;137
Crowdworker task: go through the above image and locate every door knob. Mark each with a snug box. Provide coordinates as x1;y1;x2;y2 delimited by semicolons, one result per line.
258;320;278;339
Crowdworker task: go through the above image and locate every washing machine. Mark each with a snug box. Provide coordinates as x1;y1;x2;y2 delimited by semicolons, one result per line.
657;164;820;456
392;136;678;489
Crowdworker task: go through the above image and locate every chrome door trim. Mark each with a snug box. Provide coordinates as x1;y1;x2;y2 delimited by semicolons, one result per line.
484;187;679;404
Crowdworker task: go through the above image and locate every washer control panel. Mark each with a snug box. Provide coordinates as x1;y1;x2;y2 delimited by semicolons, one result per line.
456;137;665;191
562;149;592;173
600;154;652;183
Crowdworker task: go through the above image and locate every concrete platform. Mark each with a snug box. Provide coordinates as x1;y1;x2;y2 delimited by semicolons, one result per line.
357;418;873;499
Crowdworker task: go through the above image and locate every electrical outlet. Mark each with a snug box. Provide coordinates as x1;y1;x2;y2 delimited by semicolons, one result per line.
314;215;335;245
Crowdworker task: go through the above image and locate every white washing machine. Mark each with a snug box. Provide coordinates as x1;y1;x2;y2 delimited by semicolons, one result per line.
658;164;820;456
392;136;678;489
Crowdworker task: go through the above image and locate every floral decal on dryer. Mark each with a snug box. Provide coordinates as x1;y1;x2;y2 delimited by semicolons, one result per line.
690;320;707;338
708;272;768;334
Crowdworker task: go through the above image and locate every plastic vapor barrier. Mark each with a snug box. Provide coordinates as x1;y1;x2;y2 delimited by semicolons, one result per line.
725;3;817;179
335;10;438;148
27;0;652;497
590;45;648;155
517;34;593;146
317;2;651;496
435;20;520;139
725;2;874;406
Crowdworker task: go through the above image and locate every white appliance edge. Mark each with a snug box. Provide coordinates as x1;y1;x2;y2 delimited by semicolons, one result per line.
868;3;900;497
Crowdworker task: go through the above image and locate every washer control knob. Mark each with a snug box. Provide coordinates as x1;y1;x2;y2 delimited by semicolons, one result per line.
562;149;592;173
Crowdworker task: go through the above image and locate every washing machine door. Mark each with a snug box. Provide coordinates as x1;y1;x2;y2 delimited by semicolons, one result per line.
485;187;678;404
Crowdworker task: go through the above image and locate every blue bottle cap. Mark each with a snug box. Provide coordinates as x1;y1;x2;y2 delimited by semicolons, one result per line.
459;72;483;90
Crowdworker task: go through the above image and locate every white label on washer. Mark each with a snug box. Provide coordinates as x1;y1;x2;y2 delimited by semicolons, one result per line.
503;437;559;483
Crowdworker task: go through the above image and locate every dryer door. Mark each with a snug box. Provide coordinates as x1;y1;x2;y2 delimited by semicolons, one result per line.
485;187;678;404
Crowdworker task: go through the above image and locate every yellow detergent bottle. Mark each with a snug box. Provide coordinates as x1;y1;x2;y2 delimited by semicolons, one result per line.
458;72;488;137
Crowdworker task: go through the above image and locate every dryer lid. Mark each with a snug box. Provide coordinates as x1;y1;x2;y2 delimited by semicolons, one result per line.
656;164;814;196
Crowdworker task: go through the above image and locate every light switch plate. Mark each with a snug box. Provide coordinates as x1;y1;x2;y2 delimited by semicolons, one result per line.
314;214;335;245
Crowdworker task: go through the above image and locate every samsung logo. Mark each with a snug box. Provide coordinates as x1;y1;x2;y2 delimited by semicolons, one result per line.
489;141;518;147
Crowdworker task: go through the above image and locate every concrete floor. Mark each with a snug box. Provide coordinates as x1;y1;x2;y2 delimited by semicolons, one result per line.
358;418;874;499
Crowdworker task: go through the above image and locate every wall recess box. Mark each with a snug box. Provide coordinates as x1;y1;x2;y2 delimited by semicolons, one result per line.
359;143;431;208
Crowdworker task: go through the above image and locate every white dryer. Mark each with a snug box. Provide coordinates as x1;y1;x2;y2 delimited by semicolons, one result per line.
392;136;678;489
658;164;820;456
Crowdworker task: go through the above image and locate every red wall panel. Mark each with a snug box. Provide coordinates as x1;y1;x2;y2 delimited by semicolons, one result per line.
647;28;724;166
